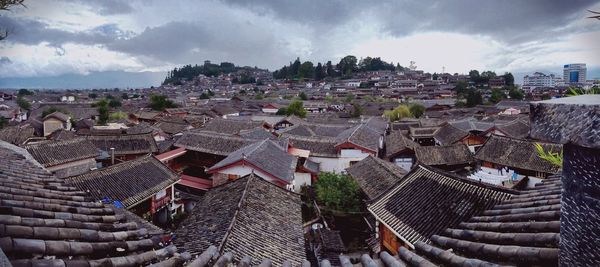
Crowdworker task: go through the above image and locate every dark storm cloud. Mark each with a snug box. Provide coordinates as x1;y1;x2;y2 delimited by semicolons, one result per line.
0;16;128;47
222;0;600;42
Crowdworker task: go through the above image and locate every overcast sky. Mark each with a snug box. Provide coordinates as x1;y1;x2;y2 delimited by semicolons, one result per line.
1;0;599;88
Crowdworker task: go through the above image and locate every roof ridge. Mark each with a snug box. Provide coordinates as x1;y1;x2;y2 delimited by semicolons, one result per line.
65;154;159;182
369;155;404;176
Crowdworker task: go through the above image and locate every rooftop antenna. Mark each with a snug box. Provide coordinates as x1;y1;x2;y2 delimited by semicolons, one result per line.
442;66;446;74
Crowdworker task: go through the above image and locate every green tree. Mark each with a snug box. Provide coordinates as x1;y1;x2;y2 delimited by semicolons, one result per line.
290;57;301;78
409;103;426;118
314;62;324;81
16;96;31;110
283;100;307;118
469;70;480;83
325;61;335;77
384;105;412;121
0;117;6;129
466;89;483;107
254;93;264;100
314;172;361;212
508;87;524;100
95;99;109;125
454;81;469;97
298;61;314;79
489;88;506;103
503;72;515;86
149;95;177;111
108;99;122;108
109;111;127;120
88;93;98;99
299;92;308;100
121;93;129;99
276;107;287;115
350;103;362;118
337;55;357;78
17;89;33;96
200;92;210;99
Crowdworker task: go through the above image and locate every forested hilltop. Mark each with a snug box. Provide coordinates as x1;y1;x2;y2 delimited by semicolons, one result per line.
162;61;267;85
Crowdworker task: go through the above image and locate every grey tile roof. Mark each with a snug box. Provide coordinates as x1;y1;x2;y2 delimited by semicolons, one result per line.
409;126;440;138
173;175;306;266
65;155;179;208
433;123;469;145
449;118;495;132
368;165;515;246
25;138;99;167
42;111;70;122
238;127;275;140
414;144;474;166
0;141;181;266
208;139;297;183
384;130;419;159
302;158;320;174
154;119;191;135
530;95;600;149
474;134;562;174
83;133;159;155
404;176;562;266
494;118;530;139
175;131;258;156
200;118;263;134
284;135;338;157
336;123;383;153
346;156;407;200
0;125;35;145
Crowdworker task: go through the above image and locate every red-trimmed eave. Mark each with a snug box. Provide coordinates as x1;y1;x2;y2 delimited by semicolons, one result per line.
179;175;212;190
206;159;291;186
155;147;187;162
335;141;377;155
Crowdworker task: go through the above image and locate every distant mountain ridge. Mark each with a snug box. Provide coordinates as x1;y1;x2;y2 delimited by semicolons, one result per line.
0;71;166;89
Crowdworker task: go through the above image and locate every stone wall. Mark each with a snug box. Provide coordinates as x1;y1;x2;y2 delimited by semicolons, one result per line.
530;95;600;266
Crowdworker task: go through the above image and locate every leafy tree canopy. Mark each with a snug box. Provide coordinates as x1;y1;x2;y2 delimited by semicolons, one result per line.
314;172;362;212
149;95;177;111
16;96;31;111
17;89;33;96
278;100;307;118
408;103;425;118
489;88;506;104
384;105;412;122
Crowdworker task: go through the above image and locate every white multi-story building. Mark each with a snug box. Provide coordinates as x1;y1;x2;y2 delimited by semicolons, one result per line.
523;72;563;91
563;63;587;85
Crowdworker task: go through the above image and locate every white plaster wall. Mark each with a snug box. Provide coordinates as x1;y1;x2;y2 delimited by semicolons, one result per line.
217;165;278;184
309;155;368;174
293;172;311;192
340;148;371;158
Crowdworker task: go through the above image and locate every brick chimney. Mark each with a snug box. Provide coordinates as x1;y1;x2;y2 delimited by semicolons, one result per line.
530;95;600;266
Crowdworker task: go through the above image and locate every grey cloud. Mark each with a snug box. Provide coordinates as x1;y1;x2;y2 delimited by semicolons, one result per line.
107;20;296;68
0;16;128;47
0;56;11;65
222;0;600;43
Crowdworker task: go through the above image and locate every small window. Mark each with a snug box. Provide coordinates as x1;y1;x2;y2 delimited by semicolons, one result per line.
228;174;240;180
